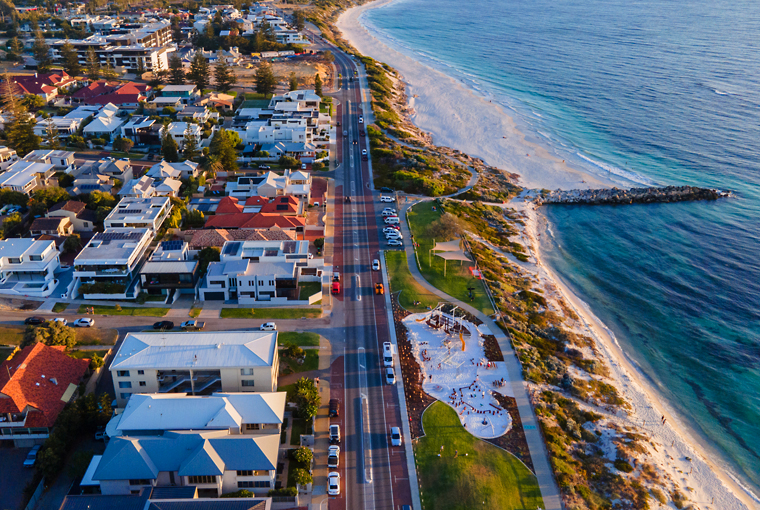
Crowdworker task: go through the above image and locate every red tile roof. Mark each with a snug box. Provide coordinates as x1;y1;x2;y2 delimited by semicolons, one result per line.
83;82;148;106
10;72;77;96
215;196;244;214
244;196;268;206
0;343;89;428
204;212;305;230
261;196;299;215
71;80;119;99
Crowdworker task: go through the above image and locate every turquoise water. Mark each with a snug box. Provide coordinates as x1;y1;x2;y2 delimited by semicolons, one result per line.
366;0;760;493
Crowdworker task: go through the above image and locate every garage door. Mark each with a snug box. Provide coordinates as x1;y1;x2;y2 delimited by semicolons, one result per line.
203;292;225;300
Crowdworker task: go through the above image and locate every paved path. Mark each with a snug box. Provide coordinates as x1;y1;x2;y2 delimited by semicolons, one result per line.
397;201;562;510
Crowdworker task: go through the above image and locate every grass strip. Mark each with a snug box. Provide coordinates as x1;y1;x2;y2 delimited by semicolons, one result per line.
220;307;321;319
77;305;168;317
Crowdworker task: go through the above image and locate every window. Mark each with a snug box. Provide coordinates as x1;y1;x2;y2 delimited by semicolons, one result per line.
137;370;144;375
8;258;21;264
120;393;131;400
139;381;146;387
119;381;132;389
245;423;261;430
258;280;264;286
241;380;255;387
188;475;216;484
240;368;254;376
237;470;253;476
210;280;225;288
237;481;270;488
129;479;152;486
83;222;89;227
117;370;130;377
269;280;275;286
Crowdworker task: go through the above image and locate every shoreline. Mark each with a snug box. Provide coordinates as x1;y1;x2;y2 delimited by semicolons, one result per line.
337;1;759;508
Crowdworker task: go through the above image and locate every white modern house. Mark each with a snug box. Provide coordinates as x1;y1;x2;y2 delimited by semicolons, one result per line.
0;238;60;297
83;115;124;138
148;159;201;179
104;196;172;233
225;169;311;202
164;122;202;149
118;175;156;198
0;161;55;195
0;146;19;171
109;330;279;407
22;150;76;171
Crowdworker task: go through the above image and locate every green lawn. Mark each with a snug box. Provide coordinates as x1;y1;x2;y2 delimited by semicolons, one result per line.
416;402;543;510
278;383;296;402
279;331;320;346
281;350;318;375
408;203;494;314
108;151;146;160
77;305;168;317
0;325;25;346
52;302;69;313
289;419;313;446
385;251;442;312
220;308;321;319
298;281;322;299
189;307;202;318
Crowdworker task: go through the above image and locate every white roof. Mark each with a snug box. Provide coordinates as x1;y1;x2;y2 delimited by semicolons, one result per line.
111;331;278;370
162;85;197;93
83;115;124;133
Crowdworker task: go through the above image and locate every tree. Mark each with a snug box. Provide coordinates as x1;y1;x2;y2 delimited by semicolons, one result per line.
254;63;276;95
427;212;463;241
171;15;183;42
196;246;220;275
87;190;117;209
214;60;236;92
86;47;100;81
162;128;179;162
314;73;322;96
1;212;22;239
322;50;335;63
22;322;77;349
44;117;59;149
33;31;52;72
182;125;199;161
168;54;185;85
188;52;211;92
292;468;312;487
288;71;298;91
3;74;40;157
293;376;320;420
113;136;134;153
292;446;313;464
185;208;205;226
136;57;146;78
63;234;82;254
22;93;46;110
293;10;305;32
7;37;22;58
209;129;238;171
61;40;82;77
278;155;300;170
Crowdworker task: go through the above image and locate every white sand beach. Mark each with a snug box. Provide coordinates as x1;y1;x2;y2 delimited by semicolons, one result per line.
337;0;618;191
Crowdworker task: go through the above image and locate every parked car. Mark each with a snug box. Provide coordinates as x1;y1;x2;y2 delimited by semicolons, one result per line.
180;320;205;330
383;225;400;232
328;445;340;468
153;320;174;330
380;195;394;202
379;187;394;193
73;318;95;327
384;217;400;225
260;322;277;331
330;424;341;444
24;316;45;325
258;165;271;170
329;398;340;417
382;207;396;213
328;472;341;496
381;210;397;217
385;367;396;385
52;317;67;326
390;426;402;446
23;445;41;468
372;259;380;271
388;239;403;246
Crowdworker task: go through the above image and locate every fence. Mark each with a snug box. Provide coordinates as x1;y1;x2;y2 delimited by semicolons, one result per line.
24;476;45;510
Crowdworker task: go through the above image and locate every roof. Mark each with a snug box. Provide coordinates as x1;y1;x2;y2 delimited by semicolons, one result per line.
111;331;278;370
0;343;89;427
215;196;244;214
260;196;299;214
71;80;119;99
204;213;305;230
162;84;197;93
84;82;148;106
93;431;279;481
0;238;54;264
83;115;124;133
30;217;68;232
75;229;151;262
147;499;269;510
106;196;170;222
0;161;53;187
11;71;76;96
59;491;150;510
49;200;86;214
186;228;295;249
140;260;197;274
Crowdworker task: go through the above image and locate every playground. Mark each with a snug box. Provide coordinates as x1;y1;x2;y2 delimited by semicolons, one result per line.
403;304;514;439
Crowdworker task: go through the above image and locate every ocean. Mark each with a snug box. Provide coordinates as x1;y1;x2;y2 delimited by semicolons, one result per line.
363;0;760;493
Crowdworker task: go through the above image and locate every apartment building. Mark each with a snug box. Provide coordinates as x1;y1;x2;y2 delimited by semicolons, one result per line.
0;161;55;195
139;240;199;298
0;238;60;297
104;196;172;233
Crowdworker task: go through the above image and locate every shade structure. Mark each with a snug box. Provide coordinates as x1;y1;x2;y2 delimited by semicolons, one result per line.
435;251;472;262
433;240;463;252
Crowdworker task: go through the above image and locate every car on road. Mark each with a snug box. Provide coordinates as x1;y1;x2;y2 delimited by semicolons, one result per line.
362;155;368;161
380;187;394;193
375;283;384;295
23;445;41;468
361;149;367;155
258;165;271;170
330;424;341;444
358;116;364;124
388;239;403;247
73;318;95;328
328;445;340;468
385;367;396;385
328;472;341;496
260;322;277;331
372;259;380;271
383;342;394;367
353;139;358;144
360;130;366;136
343;130;348;137
380;195;394;202
329;398;340;417
24;316;45;325
52;317;67;326
153;321;174;331
390;426;402;446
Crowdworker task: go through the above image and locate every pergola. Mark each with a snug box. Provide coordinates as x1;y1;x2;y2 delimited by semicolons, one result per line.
430;239;472;276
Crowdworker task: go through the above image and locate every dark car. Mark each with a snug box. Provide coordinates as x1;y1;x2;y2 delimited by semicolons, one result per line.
380;187;394;193
24;316;46;325
360;130;366;136
329;398;340;417
258;165;271;170
153;321;174;331
362;155;368;161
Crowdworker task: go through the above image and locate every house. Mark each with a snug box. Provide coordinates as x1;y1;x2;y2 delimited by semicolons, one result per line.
198;92;235;112
33;117;81;138
120;115;156;143
0;146;19;171
146;161;182;180
260;195;302;216
198;239;322;303
22;150;76;171
119;175;156;198
84;82;150;108
259;141;317;162
183;228;295;250
0;238;61;297
148;159;200;179
203;213;305;232
0;160;55;195
154;178;182;197
146;96;183;111
104;196;172;233
0;343;89;446
110;330;279;407
164;122;202;149
177;106;212;123
71;158;133;195
9;71;78;101
225;170;311;202
138;240;199;298
29;217;73;237
161;84;200;103
74;228;154;300
70;80;119;104
60;491;273;510
83;115;125;138
46;200;97;232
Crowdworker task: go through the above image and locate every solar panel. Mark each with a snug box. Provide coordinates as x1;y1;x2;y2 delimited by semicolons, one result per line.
276;205;287;211
117;209;143;214
95;231;143;241
224;242;241;255
161;240;183;251
282;241;296;254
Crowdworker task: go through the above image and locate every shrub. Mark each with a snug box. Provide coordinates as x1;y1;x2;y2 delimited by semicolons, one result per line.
651;487;667;504
671;490;687;509
292;446;313;464
268;487;298;497
89;353;104;371
221;489;253;498
292;467;312;486
614;458;634;473
79;282;127;295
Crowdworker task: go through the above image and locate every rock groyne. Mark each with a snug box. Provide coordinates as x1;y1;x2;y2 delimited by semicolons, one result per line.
535;185;730;206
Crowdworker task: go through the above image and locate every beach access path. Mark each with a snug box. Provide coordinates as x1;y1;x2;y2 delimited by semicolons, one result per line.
396;199;563;510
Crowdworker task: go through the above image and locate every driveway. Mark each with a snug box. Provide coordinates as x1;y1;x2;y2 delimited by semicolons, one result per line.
0;445;37;510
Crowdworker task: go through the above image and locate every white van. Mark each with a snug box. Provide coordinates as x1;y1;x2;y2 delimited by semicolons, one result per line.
383;342;394;367
380;196;394;203
381;210;397;217
384;216;400;225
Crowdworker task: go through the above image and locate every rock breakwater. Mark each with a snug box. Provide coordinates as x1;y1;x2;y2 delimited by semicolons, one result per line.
534;186;730;206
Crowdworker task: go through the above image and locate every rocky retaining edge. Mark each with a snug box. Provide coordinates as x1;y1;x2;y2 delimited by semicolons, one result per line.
535;185;731;206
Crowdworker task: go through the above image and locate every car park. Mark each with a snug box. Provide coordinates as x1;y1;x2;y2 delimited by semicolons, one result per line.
390;427;402;446
73;318;95;327
385;367;396;384
372;259;380;271
388;239;403;246
52;318;67;326
328;472;341;496
380;195;394;202
24;316;46;325
23;445;41;468
328;445;340;468
153;321;174;330
330;424;341;444
260;322;277;331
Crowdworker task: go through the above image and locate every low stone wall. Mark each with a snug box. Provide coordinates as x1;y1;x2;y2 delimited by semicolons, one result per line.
536;185;730;206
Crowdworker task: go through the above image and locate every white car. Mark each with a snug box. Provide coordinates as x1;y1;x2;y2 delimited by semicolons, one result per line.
361;149;367;156
381;210;397;217
388;239;403;246
380;195;394;203
382;207;396;214
328;471;341;496
372;259;380;271
385;367;396;384
23;445;41;468
73;318;95;327
328;445;340;468
260;322;277;331
384;217;400;225
359;116;364;123
52;318;67;326
386;234;403;242
390;426;402;446
383;227;399;233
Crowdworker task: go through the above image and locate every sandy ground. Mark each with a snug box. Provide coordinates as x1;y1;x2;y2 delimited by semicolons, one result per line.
337;0;619;191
